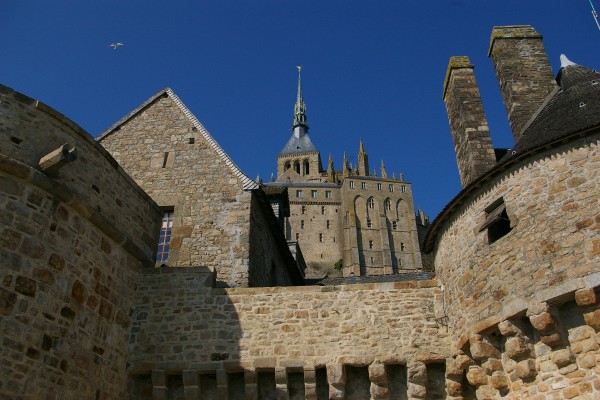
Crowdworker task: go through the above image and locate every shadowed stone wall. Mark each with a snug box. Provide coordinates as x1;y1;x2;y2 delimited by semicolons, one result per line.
0;85;162;399
127;268;451;399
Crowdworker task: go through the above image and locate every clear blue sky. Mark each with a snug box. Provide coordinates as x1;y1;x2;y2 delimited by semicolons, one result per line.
2;1;599;219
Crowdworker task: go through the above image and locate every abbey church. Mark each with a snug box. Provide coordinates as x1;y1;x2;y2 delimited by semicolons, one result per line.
1;25;600;399
265;67;426;278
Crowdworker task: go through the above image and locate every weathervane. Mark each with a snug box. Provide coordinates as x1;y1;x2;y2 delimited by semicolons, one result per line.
589;0;600;30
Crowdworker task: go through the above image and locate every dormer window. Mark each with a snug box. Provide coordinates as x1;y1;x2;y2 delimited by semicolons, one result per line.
479;198;512;244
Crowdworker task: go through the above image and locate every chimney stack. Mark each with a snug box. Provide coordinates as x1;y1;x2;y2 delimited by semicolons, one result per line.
443;56;496;188
488;25;557;143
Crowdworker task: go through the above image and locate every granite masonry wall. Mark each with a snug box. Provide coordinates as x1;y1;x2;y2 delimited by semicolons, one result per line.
98;91;298;287
127;268;451;399
0;85;162;399
432;135;600;398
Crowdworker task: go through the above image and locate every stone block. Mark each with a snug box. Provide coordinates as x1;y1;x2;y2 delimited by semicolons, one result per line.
368;362;387;384
407;383;426;399
550;349;574;368
370;383;389;399
529;311;555;332
498;319;521;336
466;366;488;387
481;358;503;374
575;288;598;307
540;333;562;347
515;359;536;380
446;379;462;396
583;309;600;330
504;337;530;359
326;365;344;386
470;341;500;361
407;363;427;385
577;353;596;369
454;354;475;370
489;372;509;390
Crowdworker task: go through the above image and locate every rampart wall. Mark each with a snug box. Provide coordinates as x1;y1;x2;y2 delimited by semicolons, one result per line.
127;268;451;399
433;135;600;398
0;85;162;399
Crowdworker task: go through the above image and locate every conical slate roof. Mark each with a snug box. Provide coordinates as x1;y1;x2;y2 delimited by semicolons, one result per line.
510;55;600;156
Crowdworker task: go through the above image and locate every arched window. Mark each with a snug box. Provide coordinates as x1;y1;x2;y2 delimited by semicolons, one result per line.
384;198;391;211
284;161;291;170
367;197;375;209
303;160;310;175
294;161;300;174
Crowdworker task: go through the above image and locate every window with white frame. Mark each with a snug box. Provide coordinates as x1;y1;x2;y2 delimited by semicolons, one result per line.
156;211;174;263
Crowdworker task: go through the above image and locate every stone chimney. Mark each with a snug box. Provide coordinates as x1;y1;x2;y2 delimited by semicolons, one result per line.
443;56;496;188
488;25;557;143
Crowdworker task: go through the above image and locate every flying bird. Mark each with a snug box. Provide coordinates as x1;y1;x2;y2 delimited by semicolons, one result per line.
109;42;124;49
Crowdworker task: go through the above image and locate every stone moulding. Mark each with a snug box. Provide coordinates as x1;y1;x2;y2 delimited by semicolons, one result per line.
0;154;155;269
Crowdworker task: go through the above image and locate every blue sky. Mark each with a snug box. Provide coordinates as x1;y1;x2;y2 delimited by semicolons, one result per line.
2;1;599;219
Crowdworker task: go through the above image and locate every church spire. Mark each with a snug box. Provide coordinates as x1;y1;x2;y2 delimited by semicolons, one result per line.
357;138;369;176
327;153;336;183
292;66;309;133
380;160;388;179
343;152;351;177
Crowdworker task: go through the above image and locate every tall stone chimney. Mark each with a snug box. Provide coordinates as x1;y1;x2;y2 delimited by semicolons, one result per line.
488;25;557;143
443;56;496;188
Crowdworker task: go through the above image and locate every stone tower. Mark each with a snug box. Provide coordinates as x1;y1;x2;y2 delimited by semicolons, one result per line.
488;25;557;142
443;56;496;187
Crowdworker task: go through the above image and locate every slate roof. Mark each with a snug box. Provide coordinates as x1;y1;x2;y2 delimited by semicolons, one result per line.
510;62;600;156
424;59;600;253
97;88;259;190
279;133;318;155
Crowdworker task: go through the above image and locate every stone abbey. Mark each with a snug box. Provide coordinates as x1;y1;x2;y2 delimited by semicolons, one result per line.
1;25;600;399
265;67;426;278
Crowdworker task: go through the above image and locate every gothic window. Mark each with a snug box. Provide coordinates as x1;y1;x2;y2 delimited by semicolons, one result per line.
284;161;291;170
311;190;318;198
303;160;310;175
367;197;375;209
156;210;174;263
384;198;391;211
294;161;301;174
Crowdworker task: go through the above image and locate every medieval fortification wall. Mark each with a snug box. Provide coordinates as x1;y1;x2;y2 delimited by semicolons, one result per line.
0;84;162;399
